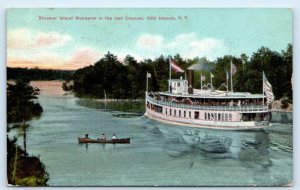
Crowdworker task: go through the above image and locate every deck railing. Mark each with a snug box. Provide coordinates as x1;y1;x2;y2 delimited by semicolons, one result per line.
146;95;269;112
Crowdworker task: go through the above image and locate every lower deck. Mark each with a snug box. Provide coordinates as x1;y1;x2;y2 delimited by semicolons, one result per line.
146;98;271;130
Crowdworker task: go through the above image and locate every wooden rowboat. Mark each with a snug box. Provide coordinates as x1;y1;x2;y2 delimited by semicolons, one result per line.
78;137;130;144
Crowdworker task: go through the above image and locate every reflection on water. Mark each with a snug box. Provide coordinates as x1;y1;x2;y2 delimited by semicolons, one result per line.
271;112;293;124
239;131;271;167
8;81;293;186
76;99;145;114
112;113;144;118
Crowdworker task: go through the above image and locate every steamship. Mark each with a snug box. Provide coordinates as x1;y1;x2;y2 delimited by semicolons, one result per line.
145;60;273;130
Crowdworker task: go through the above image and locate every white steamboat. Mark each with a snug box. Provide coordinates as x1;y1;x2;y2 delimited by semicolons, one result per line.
145;60;274;130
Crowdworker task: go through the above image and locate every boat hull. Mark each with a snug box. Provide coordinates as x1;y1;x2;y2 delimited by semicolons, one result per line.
145;108;270;130
78;137;131;144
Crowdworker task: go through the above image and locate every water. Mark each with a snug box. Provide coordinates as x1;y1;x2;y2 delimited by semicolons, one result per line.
8;81;293;186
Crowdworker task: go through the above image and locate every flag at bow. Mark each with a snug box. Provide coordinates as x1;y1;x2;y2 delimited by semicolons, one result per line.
263;72;274;105
231;61;237;76
170;59;184;73
201;74;206;81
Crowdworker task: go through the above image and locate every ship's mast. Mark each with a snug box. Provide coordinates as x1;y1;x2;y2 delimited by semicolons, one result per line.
226;71;229;92
262;71;265;109
169;56;171;81
230;61;233;92
200;72;202;90
169;56;171;93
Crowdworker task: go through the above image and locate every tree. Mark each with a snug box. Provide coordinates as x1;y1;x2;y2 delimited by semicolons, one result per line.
70;45;293;101
7;79;43;123
281;44;293;100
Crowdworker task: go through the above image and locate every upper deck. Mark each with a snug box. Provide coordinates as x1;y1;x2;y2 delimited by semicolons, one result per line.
159;89;265;100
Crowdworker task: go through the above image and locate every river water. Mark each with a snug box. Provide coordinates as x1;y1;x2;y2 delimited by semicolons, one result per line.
8;81;293;186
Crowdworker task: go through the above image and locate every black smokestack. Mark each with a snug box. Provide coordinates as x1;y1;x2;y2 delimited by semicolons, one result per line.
188;70;194;87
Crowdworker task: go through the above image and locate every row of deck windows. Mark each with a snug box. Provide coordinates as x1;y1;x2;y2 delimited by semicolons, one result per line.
165;107;232;121
148;101;234;121
204;112;232;121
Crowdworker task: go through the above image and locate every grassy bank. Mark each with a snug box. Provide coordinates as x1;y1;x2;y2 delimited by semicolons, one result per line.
7;137;49;186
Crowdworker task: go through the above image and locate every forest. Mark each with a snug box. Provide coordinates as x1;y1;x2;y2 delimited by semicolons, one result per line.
70;44;292;102
7;79;49;186
7;67;73;81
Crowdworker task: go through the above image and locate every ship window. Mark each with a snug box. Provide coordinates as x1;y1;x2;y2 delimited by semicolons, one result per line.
229;114;232;121
205;113;207;120
174;109;176;116
170;109;172;115
222;113;224;121
225;113;228;121
218;113;221;121
208;113;210;120
189;111;191;118
195;112;199;119
184;111;186;117
177;82;180;87
179;110;181;117
165;108;167;115
214;113;217;121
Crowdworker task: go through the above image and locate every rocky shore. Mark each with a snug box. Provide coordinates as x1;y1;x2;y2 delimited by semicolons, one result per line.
272;98;293;112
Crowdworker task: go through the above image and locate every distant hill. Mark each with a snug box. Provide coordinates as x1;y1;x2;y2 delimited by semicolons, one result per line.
7;67;74;81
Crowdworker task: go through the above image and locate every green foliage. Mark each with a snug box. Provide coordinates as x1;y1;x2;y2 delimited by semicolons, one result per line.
7;67;73;81
7;79;43;123
210;44;292;101
7;79;48;186
62;81;73;91
7;137;49;186
281;97;292;109
71;45;292;101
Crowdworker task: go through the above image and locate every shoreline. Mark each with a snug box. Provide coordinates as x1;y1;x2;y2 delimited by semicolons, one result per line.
96;98;144;102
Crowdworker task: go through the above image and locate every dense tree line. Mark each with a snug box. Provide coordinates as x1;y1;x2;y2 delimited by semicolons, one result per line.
7;79;48;186
7;137;49;186
71;44;292;101
7;67;73;81
7;79;43;123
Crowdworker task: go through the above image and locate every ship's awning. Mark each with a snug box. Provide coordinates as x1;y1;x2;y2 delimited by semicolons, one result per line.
187;63;214;71
158;90;265;99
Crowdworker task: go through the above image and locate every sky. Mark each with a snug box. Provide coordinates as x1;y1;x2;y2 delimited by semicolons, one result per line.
7;8;292;70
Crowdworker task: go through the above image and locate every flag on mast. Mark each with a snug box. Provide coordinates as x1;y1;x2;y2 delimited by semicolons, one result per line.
263;72;274;105
170;59;184;73
231;61;237;76
210;72;214;78
201;74;206;81
147;72;151;78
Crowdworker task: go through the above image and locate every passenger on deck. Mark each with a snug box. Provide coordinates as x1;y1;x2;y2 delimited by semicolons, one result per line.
100;133;106;140
112;134;117;140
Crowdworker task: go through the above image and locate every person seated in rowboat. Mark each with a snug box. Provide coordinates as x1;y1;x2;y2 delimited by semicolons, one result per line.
85;134;89;139
100;133;106;140
112;134;117;140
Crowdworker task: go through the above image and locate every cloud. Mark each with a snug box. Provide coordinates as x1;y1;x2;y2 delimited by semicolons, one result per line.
7;47;101;70
67;48;100;68
7;28;72;49
136;33;164;49
33;32;72;48
7;31;227;70
183;36;224;59
136;33;226;60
